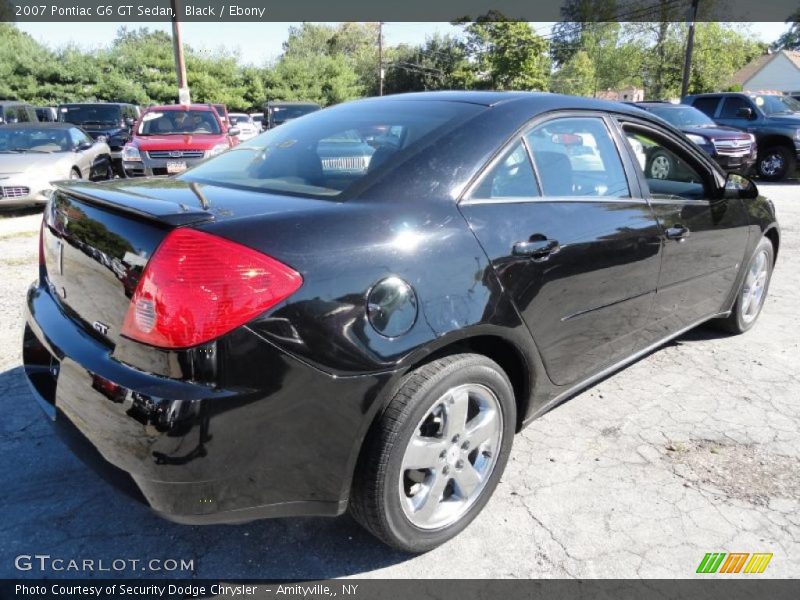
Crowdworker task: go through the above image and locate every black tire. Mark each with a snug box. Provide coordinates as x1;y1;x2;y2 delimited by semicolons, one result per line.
713;237;774;334
70;168;81;180
104;161;115;180
350;353;516;553
757;145;795;181
647;150;673;180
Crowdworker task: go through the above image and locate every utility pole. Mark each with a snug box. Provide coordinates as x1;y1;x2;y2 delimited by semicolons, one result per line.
680;0;700;99
171;0;190;104
378;21;384;96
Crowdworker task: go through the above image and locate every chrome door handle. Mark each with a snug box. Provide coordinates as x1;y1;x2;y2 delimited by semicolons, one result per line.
512;239;560;261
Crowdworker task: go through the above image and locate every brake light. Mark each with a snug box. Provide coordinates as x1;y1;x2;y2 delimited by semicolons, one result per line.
121;228;302;349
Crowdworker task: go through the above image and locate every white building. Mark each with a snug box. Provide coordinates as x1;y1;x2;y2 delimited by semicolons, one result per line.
730;50;800;95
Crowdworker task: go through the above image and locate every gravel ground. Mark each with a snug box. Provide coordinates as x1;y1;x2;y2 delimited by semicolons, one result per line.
0;185;797;579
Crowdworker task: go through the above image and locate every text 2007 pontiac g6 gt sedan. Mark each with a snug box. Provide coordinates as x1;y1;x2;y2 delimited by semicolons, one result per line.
23;92;779;552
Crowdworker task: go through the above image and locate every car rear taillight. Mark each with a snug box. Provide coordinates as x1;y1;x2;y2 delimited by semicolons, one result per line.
121;228;302;349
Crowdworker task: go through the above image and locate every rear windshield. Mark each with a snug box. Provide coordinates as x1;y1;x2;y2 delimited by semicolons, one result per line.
138;110;221;135
59;105;121;125
182;100;482;198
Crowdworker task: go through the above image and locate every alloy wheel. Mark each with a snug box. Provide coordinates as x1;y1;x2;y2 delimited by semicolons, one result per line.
760;153;784;177
399;383;503;530
741;249;769;324
650;154;671;179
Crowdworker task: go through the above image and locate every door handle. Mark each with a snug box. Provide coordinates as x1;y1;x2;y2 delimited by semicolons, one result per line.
665;225;690;242
512;239;560;261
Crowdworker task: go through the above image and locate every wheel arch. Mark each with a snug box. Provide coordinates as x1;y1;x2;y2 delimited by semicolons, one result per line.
758;134;794;154
764;226;780;262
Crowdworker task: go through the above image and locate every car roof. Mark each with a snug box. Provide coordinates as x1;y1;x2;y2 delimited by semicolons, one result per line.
0;122;77;129
267;101;320;107
145;104;216;112
0;101;33;106
58;102;130;106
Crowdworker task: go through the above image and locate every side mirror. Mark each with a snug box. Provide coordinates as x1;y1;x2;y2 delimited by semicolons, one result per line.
736;107;754;120
228;127;240;137
724;172;759;200
124;117;135;127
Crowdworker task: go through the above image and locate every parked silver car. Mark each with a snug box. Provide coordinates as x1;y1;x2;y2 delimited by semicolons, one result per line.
0;123;113;208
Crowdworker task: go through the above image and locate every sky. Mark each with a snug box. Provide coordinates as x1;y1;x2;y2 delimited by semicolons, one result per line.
15;21;792;66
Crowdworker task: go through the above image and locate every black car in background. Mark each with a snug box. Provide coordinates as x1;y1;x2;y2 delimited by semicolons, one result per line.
24;92;779;553
683;92;800;181
633;102;756;177
58;103;140;177
265;100;320;128
0;101;39;124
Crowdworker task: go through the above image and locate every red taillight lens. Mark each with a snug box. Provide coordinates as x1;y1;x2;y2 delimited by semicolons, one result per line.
121;228;302;349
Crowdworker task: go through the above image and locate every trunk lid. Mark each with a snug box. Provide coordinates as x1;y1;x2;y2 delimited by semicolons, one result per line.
42;178;338;348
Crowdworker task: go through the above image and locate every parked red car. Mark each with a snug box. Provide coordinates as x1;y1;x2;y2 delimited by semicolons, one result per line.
121;104;239;177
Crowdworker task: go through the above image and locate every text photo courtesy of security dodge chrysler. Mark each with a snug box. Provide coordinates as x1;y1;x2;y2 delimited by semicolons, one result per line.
22;92;779;552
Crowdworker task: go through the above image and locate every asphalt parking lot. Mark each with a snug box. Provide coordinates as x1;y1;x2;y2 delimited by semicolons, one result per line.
0;184;798;579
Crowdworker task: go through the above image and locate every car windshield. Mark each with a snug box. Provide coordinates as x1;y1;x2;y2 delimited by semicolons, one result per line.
138;110;222;135
648;105;716;127
0;127;72;152
59;105;121;126
182;100;482;198
754;94;800;115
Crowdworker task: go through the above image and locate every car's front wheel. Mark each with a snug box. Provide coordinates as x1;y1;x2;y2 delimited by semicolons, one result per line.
350;353;516;553
757;145;795;181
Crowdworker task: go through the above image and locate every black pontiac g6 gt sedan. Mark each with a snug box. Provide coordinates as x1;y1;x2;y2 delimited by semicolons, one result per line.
23;92;779;552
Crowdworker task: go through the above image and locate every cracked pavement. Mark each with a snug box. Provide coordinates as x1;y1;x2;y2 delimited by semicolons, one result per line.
0;185;797;579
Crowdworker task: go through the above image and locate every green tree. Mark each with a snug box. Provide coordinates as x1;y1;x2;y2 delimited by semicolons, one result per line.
384;34;473;93
551;50;596;96
459;12;550;91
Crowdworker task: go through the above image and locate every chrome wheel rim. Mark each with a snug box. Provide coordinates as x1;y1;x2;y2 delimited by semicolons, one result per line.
741;249;769;324
760;153;784;177
650;155;671;179
398;383;503;530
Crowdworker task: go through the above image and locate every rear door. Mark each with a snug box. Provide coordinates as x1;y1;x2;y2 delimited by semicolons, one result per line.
616;118;750;343
459;113;663;387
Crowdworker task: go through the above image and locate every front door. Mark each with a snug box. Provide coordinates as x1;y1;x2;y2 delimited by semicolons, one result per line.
459;114;663;387
617;121;750;344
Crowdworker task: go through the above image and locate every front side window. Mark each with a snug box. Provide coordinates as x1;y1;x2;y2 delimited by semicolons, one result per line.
182;101;482;198
719;97;753;119
624;127;707;200
471;141;539;200
138;110;222;135
691;97;720;118
525;117;629;197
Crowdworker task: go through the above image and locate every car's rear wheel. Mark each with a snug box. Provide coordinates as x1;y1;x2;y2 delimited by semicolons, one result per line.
713;237;774;334
757;145;795;181
350;353;516;553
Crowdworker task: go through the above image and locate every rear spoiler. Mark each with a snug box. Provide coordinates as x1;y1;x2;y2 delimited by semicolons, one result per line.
52;181;215;227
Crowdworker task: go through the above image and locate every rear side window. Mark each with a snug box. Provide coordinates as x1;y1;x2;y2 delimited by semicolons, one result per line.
182;101;483;198
719;97;753;118
691;97;720;117
472;140;539;200
525;116;629;197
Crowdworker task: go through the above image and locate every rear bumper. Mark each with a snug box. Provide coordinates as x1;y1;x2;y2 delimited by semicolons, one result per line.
23;281;393;523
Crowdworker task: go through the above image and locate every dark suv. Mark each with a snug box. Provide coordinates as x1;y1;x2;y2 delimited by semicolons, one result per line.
58;103;140;177
633;102;756;176
683;92;800;180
